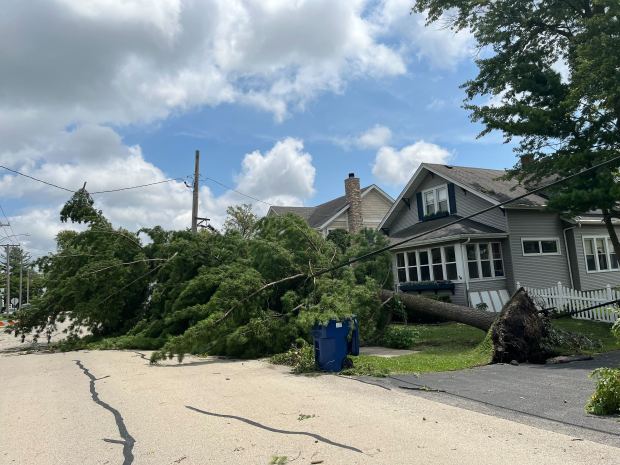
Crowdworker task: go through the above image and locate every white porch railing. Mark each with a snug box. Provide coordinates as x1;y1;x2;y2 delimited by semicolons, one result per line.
517;281;620;324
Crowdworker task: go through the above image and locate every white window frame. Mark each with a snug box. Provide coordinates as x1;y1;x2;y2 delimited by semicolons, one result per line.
582;236;620;273
465;242;505;281
395;244;461;283
521;237;561;256
422;184;450;216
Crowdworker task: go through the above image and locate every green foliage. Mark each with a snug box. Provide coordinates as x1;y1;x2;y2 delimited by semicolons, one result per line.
345;228;392;287
60;187;102;224
612;319;620;341
223;203;258;238
415;0;620;254
17;189;395;364
270;341;316;374
326;229;351;253
379;325;419;349
585;368;620;416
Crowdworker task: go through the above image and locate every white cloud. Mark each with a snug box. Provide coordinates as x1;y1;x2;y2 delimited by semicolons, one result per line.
0;0;474;251
1;129;317;252
0;0;406;126
426;98;446;111
372;0;474;70
356;125;393;149
236;138;315;205
372;141;451;186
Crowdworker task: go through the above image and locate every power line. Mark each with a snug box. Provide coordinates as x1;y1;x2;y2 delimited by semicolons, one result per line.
0;164;74;192
201;176;273;207
1;164;187;195
0;203;18;245
308;155;620;279
90;178;187;194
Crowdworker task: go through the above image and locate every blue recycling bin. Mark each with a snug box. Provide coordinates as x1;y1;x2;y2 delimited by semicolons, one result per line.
311;318;359;372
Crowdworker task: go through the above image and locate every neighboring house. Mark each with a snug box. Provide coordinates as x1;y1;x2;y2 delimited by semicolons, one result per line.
267;173;394;235
378;163;620;310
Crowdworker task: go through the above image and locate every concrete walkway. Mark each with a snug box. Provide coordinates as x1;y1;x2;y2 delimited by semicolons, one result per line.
361;351;620;447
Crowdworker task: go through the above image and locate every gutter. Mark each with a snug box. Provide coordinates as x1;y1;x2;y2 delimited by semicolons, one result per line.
389;232;508;250
562;218;581;289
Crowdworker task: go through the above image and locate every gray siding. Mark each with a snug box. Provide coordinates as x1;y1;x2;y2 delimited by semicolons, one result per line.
468;279;508;292
390;200;419;235
455;188;507;231
569;224;620;290
389;171;507;235
505;210;571;289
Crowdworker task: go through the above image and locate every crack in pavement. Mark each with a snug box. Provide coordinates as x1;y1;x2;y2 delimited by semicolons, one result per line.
74;360;136;465
132;352;149;362
185;405;363;454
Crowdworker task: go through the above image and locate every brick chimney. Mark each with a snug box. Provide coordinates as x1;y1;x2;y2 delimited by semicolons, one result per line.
345;173;363;234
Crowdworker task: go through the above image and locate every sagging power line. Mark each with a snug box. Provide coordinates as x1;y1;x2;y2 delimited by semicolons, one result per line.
0;164;186;195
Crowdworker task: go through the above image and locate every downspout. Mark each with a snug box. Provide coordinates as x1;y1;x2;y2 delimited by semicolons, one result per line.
562;218;581;289
461;238;471;306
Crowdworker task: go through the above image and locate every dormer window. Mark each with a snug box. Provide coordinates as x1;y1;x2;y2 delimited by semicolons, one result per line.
423;185;449;216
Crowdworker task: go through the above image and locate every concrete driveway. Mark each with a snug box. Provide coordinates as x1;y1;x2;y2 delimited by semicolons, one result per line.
363;351;620;447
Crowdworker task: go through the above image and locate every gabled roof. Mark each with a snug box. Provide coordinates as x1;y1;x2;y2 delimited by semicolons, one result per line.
424;164;548;207
380;163;548;230
389;215;507;248
268;185;393;229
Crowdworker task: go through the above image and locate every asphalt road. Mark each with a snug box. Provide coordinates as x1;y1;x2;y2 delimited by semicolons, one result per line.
364;351;620;447
1;342;619;464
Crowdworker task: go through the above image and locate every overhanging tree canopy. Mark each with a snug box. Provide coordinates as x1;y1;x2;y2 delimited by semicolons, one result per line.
414;0;620;255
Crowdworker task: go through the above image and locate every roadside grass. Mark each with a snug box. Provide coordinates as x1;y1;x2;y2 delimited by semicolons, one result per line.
343;323;491;377
343;319;619;376
551;318;620;354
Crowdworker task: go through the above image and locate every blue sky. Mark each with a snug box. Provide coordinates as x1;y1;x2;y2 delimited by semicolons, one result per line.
121;63;515;204
0;0;517;252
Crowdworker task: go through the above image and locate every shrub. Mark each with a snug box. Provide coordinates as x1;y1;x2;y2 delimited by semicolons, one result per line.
585;368;620;415
380;325;419;349
270;342;316;374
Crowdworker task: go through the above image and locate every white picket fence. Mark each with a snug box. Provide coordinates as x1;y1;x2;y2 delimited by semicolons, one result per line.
517;281;620;324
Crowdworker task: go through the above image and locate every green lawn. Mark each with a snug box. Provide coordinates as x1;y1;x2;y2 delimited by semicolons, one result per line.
344;319;619;377
551;318;620;353
344;323;490;376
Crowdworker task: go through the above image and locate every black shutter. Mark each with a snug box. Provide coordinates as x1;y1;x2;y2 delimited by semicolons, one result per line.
416;192;424;221
448;183;457;214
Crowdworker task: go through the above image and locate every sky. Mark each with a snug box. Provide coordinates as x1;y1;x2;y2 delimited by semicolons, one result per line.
0;0;518;256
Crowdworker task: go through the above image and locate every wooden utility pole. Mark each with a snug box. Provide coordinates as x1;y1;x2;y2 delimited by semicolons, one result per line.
26;267;30;305
18;255;23;310
3;244;19;313
191;150;200;233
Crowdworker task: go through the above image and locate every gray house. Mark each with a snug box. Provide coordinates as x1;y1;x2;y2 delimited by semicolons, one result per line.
379;163;620;310
268;173;393;236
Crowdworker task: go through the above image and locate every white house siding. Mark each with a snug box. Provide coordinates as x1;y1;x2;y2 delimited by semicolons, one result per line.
361;189;393;229
324;212;348;232
568;224;620;290
505;210;571;289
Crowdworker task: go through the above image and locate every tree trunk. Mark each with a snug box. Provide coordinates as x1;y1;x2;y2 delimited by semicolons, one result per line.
380;289;497;332
602;209;620;263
